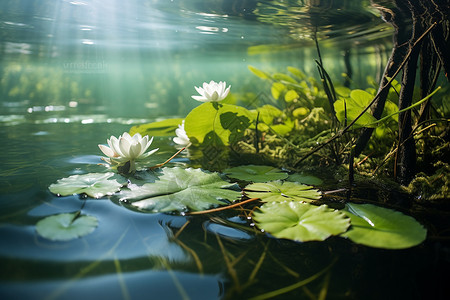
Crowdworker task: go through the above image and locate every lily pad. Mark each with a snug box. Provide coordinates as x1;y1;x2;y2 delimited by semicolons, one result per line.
253;202;350;242
49;172;126;198
224;165;288;182
244;181;321;202
287;173;323;185
36;212;98;241
342;203;427;249
118;167;241;213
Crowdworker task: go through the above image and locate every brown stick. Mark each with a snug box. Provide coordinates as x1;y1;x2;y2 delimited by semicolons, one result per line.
148;147;186;170
187;198;260;215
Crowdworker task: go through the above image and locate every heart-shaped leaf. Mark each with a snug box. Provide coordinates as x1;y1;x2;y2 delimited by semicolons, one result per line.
244;181;321;202
118;167;241;213
341;203;427;249
49;172;126;198
36;212;98;241
224;165;288;182
253;202;350;242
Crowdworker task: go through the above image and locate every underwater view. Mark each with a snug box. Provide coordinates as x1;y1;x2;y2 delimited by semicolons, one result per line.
1;0;449;299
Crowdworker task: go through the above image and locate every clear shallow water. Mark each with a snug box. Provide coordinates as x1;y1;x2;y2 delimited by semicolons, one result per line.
1;1;448;300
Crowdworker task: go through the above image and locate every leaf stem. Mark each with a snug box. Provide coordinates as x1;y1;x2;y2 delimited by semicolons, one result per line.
149;147;186;170
187;198;260;215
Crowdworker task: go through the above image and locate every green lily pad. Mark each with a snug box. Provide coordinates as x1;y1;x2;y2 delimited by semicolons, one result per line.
287;173;323;185
36;212;98;241
244;181;321;202
342;203;427;249
253;202;350;242
224;165;288;182
49;172;126;198
118;167;241;213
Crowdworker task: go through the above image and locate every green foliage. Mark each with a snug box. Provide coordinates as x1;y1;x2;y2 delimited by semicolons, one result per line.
253;202;350;242
334;89;378;128
129;118;184;137
118;167;241;213
49;172;127;198
286;173;323;185
224;165;288;182
185;102;252;146
342;203;427;249
36;212;98;241
244;181;322;203
248;65;272;80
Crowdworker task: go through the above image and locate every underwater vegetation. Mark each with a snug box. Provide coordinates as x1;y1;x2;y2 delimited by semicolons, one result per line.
20;1;449;299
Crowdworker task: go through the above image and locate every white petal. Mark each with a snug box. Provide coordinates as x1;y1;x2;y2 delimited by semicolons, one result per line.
109;136;124;157
195;86;205;96
222;85;231;99
140;148;159;159
192;95;208;102
142;136;153;155
98;144;116;158
210;91;219;101
122;132;132;140
139;135;149;155
128;142;142;159
119;137;131;158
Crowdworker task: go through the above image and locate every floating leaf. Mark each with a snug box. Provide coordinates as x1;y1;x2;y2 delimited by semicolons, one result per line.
224;165;288;182
129;118;184;137
253;202;350;242
49;172;126;198
118;167;241;213
36;212;98;241
245;181;321;203
287;174;323;186
341;203;427;249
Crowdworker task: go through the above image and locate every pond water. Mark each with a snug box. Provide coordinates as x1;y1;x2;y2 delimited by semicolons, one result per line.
1;1;448;299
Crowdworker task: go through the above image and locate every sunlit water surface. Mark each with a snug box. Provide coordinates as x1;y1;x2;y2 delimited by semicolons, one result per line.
1;1;447;299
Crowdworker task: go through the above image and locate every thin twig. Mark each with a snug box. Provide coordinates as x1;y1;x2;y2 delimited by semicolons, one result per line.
149;147;186;170
187;198;260;215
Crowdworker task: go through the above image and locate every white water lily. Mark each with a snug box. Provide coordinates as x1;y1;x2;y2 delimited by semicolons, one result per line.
98;132;158;172
173;120;191;147
192;80;231;102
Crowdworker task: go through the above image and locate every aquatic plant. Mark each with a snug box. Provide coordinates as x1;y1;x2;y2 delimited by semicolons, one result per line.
192;80;231;102
98;132;159;173
173;120;191;147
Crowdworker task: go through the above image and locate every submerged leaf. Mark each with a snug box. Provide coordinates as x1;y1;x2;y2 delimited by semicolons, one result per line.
253;202;350;242
118;167;241;213
224;165;288;182
36;213;98;241
342;203;427;249
245;181;321;203
49;172;126;198
334;89;378;127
